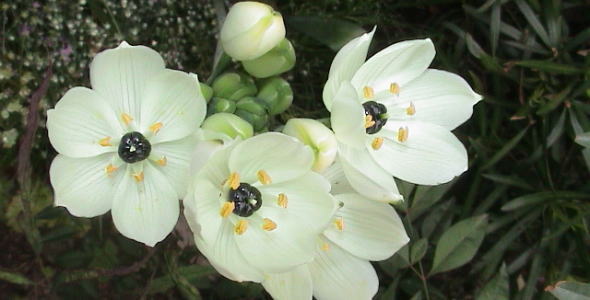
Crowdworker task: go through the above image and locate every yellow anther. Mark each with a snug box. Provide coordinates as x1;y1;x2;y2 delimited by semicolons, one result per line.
257;170;272;185
277;193;288;208
363;86;374;99
321;242;330;251
133;171;144;182
149;122;163;134
156;156;167;166
334;217;344;231
121;113;133;125
397;126;409;142
98;137;112;147
227;172;240;190
371;137;384;150
389;82;400;95
406;102;416;116
105;164;118;175
220;202;234;218
262;218;277;231
234;220;248;235
364;115;376;129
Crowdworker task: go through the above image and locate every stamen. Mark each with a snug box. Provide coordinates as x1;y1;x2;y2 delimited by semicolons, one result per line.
220;202;234;218
262;218;277;231
105;164;118;175
156;156;167;166
363;86;374;99
132;171;144;182
277;193;288;208
234;220;248;235
364;115;376;129
371;137;384;150
149;122;163;134
121;113;133;125
321;242;330;251
98;137;112;147
227;172;240;190
397;126;409;142
389;83;400;95
257;170;272;185
334;217;344;231
406;102;416;116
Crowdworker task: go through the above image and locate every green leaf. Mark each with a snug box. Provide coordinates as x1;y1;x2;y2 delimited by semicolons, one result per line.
490;1;501;56
147;265;216;294
430;215;488;275
501;191;590;211
286;16;366;51
575;132;590;148
410;238;428;264
480;126;529;171
476;263;510;300
0;270;33;286
514;60;584;75
482;173;534;190
546;281;590;300
515;0;551;47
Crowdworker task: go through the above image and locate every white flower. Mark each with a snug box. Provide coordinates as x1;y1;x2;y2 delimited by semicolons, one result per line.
283;118;337;172
183;132;337;281
324;28;482;201
220;1;286;61
261;162;409;300
47;42;206;246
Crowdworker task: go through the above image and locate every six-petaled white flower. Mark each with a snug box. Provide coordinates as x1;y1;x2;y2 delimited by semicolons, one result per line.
183;132;337;281
324;28;482;202
48;41;206;246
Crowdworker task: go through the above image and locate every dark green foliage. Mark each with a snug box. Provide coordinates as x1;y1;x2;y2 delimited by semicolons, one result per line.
1;0;589;299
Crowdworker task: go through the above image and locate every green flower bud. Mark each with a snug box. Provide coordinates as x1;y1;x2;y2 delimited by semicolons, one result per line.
201;113;254;140
235;109;268;132
199;83;213;103
242;39;296;78
236;96;268;116
256;77;293;115
220;1;285;61
209;97;236;114
212;72;257;101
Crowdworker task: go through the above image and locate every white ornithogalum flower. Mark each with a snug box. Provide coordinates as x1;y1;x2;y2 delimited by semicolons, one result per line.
220;1;285;61
184;132;337;281
47;42;206;246
324;28;482;202
283;118;337;172
261;162;409;300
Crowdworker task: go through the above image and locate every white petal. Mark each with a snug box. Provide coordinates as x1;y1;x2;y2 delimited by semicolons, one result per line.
193;222;265;282
323;28;375;111
330;82;366;148
47;87;123;158
140;71;206;144
319;161;356;195
183;179;224;246
90;42;165;121
258;171;335;233
234;215;317;273
372;120;468;185
282;118;338;172
194;139;236;189
338;142;403;202
351;39;435;92
189;138;224;176
111;162;179;246
384;69;483;130
324;193;409;261
228;132;314;184
149;135;197;197
50;153;121;217
262;265;313;300
309;239;378;300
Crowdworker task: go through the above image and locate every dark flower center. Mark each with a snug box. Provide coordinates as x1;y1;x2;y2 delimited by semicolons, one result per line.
363;101;388;134
228;183;262;217
118;131;152;163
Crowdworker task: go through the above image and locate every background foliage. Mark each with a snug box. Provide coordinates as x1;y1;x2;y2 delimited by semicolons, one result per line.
1;0;589;299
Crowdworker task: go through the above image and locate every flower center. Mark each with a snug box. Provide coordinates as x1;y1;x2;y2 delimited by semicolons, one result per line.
228;183;262;217
363;101;388;134
118;131;152;163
